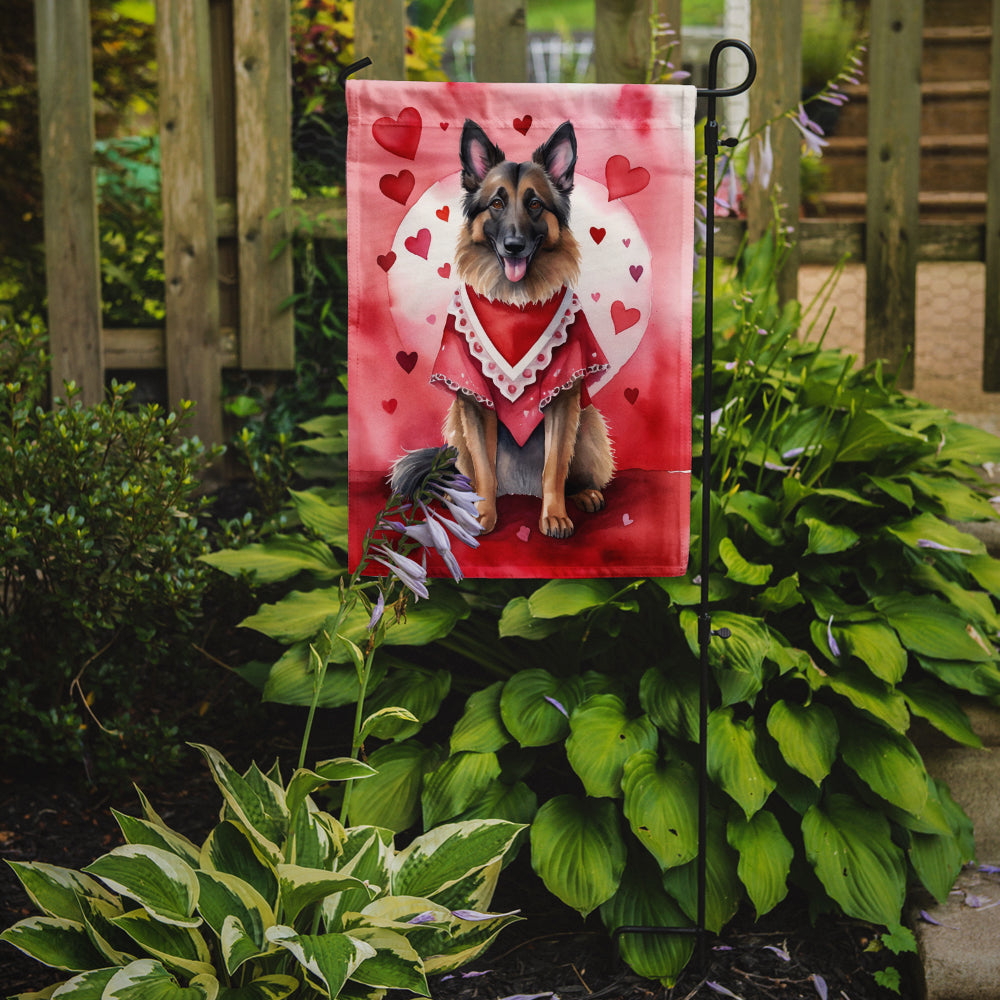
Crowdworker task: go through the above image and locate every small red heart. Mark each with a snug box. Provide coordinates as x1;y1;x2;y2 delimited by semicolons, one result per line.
624;387;639;405
440;121;449;130
630;264;644;282
382;399;398;414
516;525;531;542
372;106;422;160
379;170;415;204
623;238;631;247
589;226;606;244
611;300;641;334
436;205;450;221
591;292;600;302
438;262;451;279
377;251;396;272
396;351;418;374
404;228;432;259
513;115;532;135
605;155;650;201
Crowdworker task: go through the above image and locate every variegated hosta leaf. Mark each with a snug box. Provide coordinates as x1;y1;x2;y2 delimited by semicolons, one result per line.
421;906;522;975
423;859;501;916
83;845;200;928
529;795;626;917
765;700;838;786
727;810;793;918
450;681;511;754
265;925;375;998
344;926;429;995
288;801;343;870
0;916;107;971
499;669;585;747
391;820;524;901
421;751;501;829
77;894;136;966
4;861;118;922
599;853;694;987
200;822;278;910
802;793;906;926
621;751;699;871
112;811;201;868
323;829;393;931
45;966;117;997
706;707;776;819
565;695;658;799
347;740;442;832
191;746;288;864
838;718;929;817
285;760;375;824
110;908;214;979
102;958;218;999
195;871;274;974
276;864;376;925
214;974;299;1000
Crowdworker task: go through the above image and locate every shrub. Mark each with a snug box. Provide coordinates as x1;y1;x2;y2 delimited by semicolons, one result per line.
0;317;220;783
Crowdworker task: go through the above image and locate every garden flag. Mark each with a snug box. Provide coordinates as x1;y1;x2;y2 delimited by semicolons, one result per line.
347;80;696;578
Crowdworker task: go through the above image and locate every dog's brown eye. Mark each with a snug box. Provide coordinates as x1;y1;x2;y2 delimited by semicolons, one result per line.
529;198;542;211
490;197;504;211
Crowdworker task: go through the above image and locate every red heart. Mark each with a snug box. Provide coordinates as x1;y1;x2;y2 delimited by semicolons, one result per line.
440;121;449;130
379;170;415;204
611;300;641;334
377;251;396;272
624;387;639;405
396;351;418;373
605;155;650;201
436;205;450;221
630;264;644;282
404;228;431;259
382;399;398;414
372;106;422;160
438;262;451;279
513;115;532;135
589;226;606;244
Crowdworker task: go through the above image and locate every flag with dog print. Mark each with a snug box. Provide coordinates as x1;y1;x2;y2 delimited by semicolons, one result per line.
347;80;696;578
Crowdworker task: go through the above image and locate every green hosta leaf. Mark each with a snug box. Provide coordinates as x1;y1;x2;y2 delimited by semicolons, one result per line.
497;596;564;639
802;793;906;926
112;812;201;868
886;512;985;556
288;489;348;544
359;706;421;743
216;975;299;1000
527;579;617;618
755;573;804;614
277;865;374;925
874;594;995;662
260;643;387;709
453;779;538;827
727;811;793;918
724;490;784;545
4;862;118;922
901;680;983;748
661;810;741;933
530;795;626;917
680;610;770;706
499;670;584;747
347;740;442;832
835;410;927;463
639;664;699;742
911;562;1000;633
450;682;511;754
905;472;998;522
803;517;859;556
839;718;928;816
916;655;1000;697
195;871;273;974
83;846;200;928
346;926;428;994
707;708;776;819
909;827;966;905
765;700;838;786
865;474;914;509
285;759;376;822
621;751;698;871
392;820;524;901
808;660;910;732
200;535;343;584
103;959;218;999
654;573;737;606
200;822;278;910
835;621;907;684
967;552;1000;597
362;667;451;740
0;916;107;971
935;421;1000;464
265;926;375;997
111;908;214;977
421;751;502;828
599;853;694;987
565;695;658;798
718;537;772;585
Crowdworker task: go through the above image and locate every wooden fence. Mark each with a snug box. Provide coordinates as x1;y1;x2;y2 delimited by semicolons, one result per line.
33;0;1000;444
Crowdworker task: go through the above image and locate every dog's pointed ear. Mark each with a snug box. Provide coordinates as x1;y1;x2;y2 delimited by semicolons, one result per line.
534;121;577;194
460;120;505;191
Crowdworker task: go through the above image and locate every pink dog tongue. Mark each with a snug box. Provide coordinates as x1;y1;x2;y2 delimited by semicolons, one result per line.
504;257;527;282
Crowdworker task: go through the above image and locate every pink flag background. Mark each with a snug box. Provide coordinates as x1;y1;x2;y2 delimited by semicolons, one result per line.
347;80;696;578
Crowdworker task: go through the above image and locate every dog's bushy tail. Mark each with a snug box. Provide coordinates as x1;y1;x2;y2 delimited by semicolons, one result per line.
389;446;459;499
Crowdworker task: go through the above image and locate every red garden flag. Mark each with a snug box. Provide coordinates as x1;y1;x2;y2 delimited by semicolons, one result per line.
347;80;696;578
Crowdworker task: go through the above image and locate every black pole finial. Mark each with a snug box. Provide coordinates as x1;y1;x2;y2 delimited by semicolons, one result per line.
338;56;373;90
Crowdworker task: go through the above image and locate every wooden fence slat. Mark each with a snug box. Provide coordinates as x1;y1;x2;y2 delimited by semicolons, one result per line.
355;0;407;81
747;0;801;305
34;0;103;405
157;0;223;445
983;0;1000;389
864;0;923;389
594;0;654;84
233;0;294;369
474;0;527;83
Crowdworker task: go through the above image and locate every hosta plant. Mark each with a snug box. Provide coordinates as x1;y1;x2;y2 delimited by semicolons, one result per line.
1;743;523;999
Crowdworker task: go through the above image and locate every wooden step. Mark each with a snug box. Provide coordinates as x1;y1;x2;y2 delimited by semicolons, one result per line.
813;190;987;222
922;0;991;28
922;25;993;82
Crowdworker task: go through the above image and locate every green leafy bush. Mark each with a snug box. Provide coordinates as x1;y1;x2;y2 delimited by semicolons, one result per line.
1;743;523;998
0;317;220;782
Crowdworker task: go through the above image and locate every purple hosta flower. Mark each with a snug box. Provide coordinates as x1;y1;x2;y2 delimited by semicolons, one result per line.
979;864;1000;874
707;983;742;999
370;544;429;600
746;124;774;191
763;944;790;962
544;695;569;718
827;615;841;657
367;590;385;631
812;974;828;1000
407;911;438;925
917;538;973;555
791;104;829;157
451;908;521;921
715;157;741;215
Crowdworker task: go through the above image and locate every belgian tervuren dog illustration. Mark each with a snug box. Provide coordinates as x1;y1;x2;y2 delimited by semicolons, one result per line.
425;118;615;539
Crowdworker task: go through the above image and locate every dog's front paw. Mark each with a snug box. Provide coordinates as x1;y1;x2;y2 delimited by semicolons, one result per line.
477;500;498;534
540;512;575;539
570;488;606;513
